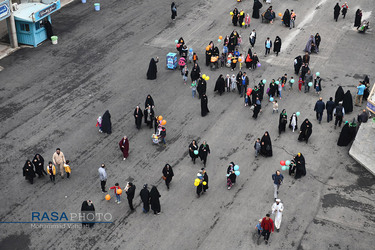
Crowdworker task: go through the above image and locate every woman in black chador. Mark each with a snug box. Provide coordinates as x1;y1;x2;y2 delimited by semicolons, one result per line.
197;77;207;99
294;55;302;75
150;186;161;215
190;63;201;82
334;86;345;106
33;154;47;177
101;110;112;134
145;94;154;108
252;0;263;19
342;90;353;113
23;160;36;184
273;36;282;56
214;74;226;96
337;120;357;146
227;162;237;188
144;105;154;129
189;140;199;164
162;164;174;189
81;200;95;228
134;106;143;129
298;119;312;143
232;8;239;26
260;131;272;157
146;57;159;80
278;109;288;135
354;9;362;29
294;153;306;179
282;9;290;27
334;3;340;22
140;184;150;213
201;94;210;117
199;141;210;166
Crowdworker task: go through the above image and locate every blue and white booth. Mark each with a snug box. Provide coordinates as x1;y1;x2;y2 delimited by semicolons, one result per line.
13;0;60;47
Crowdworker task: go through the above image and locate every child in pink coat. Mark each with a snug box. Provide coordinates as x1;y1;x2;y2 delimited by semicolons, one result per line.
245;14;251;28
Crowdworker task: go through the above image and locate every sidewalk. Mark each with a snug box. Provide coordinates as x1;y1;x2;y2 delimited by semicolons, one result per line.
0;0;75;61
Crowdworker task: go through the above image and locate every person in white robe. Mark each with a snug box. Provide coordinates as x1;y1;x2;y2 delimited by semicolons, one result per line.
272;199;284;231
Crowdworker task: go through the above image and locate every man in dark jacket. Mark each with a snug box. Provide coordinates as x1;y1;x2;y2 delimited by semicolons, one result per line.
240;72;249;97
357;109;369;123
126;182;136;211
333;101;345;129
326;97;335;122
314;97;325;124
272;170;284;200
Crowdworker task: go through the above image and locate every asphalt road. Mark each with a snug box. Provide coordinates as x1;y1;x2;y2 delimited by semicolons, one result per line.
0;0;374;249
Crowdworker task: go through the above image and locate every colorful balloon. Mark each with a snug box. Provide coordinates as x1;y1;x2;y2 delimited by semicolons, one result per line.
242;22;245;26
257;63;261;67
175;40;178;44
285;160;291;166
234;165;239;171
308;82;313;87
219;36;223;40
206;76;210;81
161;120;167;125
194;150;199;155
105;194;111;200
238;57;242;62
296;112;300;116
230;12;234;16
275;81;280;85
218;39;222;42
278;13;282;17
282;84;285;87
227;60;231;64
235;171;240;176
280;160;285;166
116;189;122;195
194;182;199;187
157;116;163;121
176;44;180;48
281;165;287;171
203;181;207;185
290;79;295;84
270;97;274;102
262;79;267;84
316;72;320;76
202;74;206;79
189;48;193;52
195;178;200;183
233;59;237;63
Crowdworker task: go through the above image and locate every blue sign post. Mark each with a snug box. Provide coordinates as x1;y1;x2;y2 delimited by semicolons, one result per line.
0;0;11;21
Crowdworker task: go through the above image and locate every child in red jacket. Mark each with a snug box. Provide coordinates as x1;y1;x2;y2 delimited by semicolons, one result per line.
110;183;123;204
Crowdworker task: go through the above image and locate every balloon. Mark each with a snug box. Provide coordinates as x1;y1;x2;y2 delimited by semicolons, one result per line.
316;72;320;76
290;79;295;84
176;44;180;48
281;165;287;171
247;88;252;95
262;79;266;84
189;48;193;52
116;189;122;195
195;178;200;183
278;13;282;17
105;194;111;200
280;160;285;166
308;82;313;87
219;36;223;40
270;97;274;102
286;165;290;170
282;84;285;87
206;76;210;81
157;116;163;121
206;46;210;51
230;11;234;16
235;171;240;176
227;60;231;64
240;12;244;16
202;74;206;79
257;63;261;67
194;150;199;155
226;174;230;177
285;160;291;166
234;165;239;171
218;39;222;42
238;57;242;62
174;40;178;44
194;182;199;187
242;22;245;26
161;120;167;125
203;181;207;185
275;81;280;85
296;112;300;116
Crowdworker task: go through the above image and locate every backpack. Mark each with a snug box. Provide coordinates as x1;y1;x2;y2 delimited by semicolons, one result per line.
336;106;343;116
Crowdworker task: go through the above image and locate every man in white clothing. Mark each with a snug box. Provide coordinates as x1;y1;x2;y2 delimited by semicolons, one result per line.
272;199;284;232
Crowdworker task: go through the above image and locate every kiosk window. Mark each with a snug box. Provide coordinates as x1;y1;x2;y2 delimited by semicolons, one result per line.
20;24;30;32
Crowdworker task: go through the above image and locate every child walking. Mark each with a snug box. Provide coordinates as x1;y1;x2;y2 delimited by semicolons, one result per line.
254;138;261;157
188;49;193;63
298;77;304;92
191;81;197;98
110;183;123;204
182;65;189;84
64;160;71;179
289;77;294;90
193;53;198;64
272;100;279;113
255;219;263;238
47;161;56;184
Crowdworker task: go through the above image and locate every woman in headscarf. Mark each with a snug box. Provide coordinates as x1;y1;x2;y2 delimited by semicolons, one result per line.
298;119;312;143
278;109;288;135
294;55;302;75
171;2;177;20
252;97;261;119
119;136;129;160
144;104;155;128
227;162;236;189
177;37;184;55
201;94;210;117
282;9;290;27
214;75;226;96
197;77;207;99
252;0;263;19
146;57;159;80
101;110;112;134
294;153;306;179
199;141;210;166
196;170;204;197
249;29;256;48
189;140;199;164
334;3;341;22
261;132;272;157
342;90;353;113
133;106;143;129
354;9;362;29
145;94;154;109
190;63;201;82
162;164;174;189
337;122;351;146
232;8;239;26
289;113;298;132
273;36;282;56
33;154;47;177
315;33;321;52
205;44;213;66
334;86;345;106
150;186;161;215
303;35;316;53
81;200;95;228
23;160;35;184
140;184;150;213
238;9;245;27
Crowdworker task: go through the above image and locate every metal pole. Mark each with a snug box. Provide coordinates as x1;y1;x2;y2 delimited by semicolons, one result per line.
8;0;18;48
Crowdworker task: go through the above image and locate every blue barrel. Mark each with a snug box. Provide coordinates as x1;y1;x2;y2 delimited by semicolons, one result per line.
94;3;100;11
81;0;86;3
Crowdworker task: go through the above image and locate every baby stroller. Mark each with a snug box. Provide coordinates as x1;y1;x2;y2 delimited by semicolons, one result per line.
210;56;219;70
358;20;370;33
151;134;161;144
